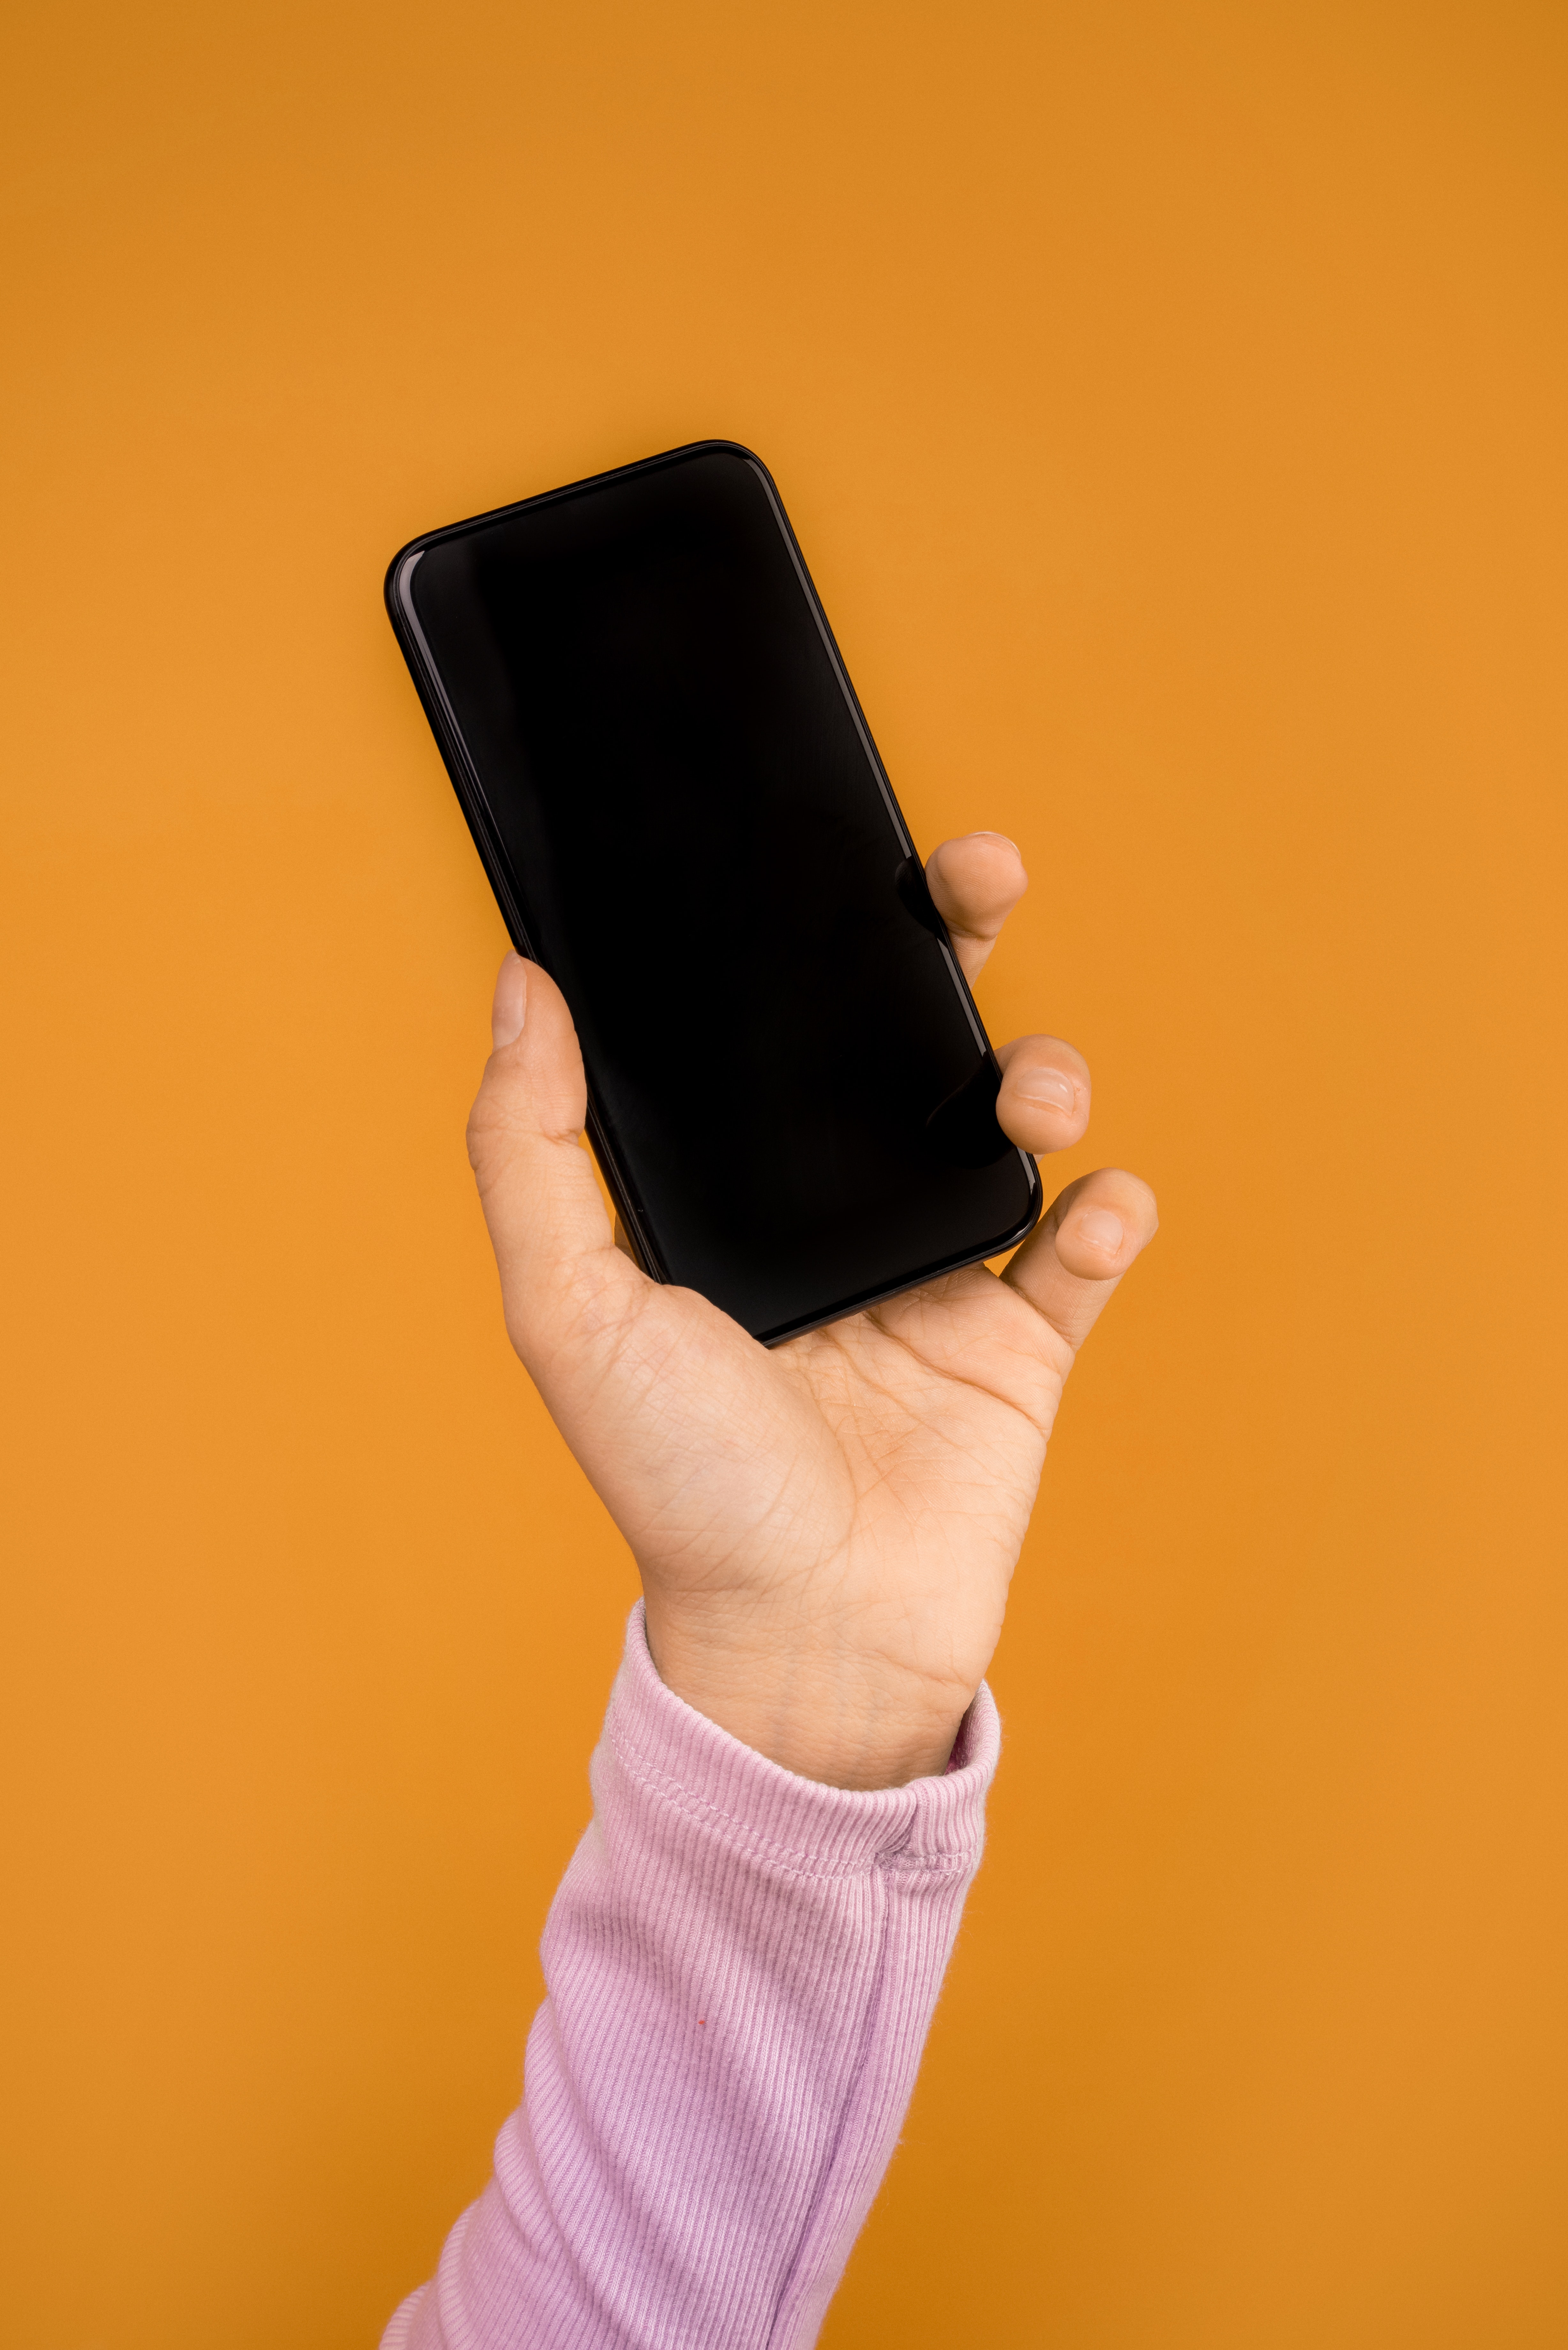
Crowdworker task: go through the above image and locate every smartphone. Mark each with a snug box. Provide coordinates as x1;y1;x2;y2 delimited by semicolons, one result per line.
385;440;1040;1344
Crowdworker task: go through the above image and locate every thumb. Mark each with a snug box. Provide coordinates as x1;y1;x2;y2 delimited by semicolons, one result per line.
466;956;640;1369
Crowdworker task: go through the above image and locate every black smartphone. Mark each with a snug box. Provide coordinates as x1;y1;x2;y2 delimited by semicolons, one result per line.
385;440;1041;1345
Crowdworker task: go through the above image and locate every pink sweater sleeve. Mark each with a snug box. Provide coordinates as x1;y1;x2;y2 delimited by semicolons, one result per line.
380;1603;999;2350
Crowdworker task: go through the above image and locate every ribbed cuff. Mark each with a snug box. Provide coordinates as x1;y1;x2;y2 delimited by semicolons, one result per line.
605;1601;1000;1881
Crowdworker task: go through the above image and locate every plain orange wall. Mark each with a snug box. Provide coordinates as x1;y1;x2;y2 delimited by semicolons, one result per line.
4;2;1566;2344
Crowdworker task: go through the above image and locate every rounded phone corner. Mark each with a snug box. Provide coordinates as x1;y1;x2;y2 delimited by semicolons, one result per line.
383;540;426;624
993;1157;1045;1255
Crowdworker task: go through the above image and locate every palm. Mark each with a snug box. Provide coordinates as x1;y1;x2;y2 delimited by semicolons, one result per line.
472;830;1155;1786
576;1262;1060;1680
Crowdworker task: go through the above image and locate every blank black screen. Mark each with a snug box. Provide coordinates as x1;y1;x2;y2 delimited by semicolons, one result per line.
396;443;1038;1341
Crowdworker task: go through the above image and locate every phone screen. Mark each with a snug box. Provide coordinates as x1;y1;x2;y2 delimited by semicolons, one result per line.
389;442;1039;1342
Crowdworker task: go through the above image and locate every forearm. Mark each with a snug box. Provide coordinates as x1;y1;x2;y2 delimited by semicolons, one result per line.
382;1603;998;2350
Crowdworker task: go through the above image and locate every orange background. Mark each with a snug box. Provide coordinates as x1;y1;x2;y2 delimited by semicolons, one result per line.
4;2;1566;2344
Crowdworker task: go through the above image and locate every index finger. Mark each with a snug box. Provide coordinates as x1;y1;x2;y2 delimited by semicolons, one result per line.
925;832;1028;983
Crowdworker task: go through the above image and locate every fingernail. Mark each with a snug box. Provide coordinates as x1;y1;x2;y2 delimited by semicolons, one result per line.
492;958;526;1049
1014;1066;1076;1113
1073;1206;1125;1255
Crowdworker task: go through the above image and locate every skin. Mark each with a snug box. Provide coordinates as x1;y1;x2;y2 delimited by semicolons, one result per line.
467;828;1158;1791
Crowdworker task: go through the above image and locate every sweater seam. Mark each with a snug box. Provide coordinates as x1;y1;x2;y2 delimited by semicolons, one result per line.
761;1848;899;2347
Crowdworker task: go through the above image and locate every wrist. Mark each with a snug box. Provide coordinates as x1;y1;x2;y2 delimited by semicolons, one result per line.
641;1594;975;1790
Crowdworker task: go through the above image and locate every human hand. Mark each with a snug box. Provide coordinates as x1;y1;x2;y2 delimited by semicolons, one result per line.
467;831;1157;1789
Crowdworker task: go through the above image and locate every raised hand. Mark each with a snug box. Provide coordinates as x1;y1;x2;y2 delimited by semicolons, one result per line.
467;830;1157;1790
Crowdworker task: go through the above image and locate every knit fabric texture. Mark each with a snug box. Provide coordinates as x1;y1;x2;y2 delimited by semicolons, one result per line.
381;1601;999;2350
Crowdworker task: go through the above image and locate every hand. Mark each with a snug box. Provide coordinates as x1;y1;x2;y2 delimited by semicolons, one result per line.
467;831;1157;1790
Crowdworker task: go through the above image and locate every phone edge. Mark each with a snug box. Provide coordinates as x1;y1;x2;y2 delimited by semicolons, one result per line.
383;545;667;1283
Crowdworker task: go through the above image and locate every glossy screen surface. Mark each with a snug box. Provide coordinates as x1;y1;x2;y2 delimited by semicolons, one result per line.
400;444;1037;1340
